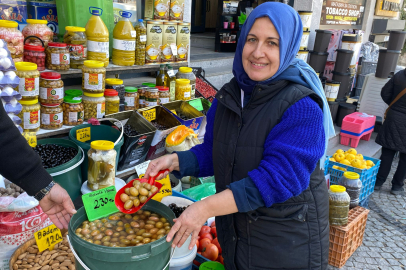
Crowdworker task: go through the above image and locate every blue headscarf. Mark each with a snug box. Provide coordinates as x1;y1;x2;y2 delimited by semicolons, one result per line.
233;2;335;167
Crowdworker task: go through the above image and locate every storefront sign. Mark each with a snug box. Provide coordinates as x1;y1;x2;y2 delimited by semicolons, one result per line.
82;186;118;221
375;0;400;17
34;224;63;252
320;0;365;28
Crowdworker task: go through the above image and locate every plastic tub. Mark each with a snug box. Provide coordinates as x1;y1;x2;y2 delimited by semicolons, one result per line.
170;174;182;192
309;51;328;73
169;244;197;270
387;30;406;51
328;101;339;123
314;30;332;52
336;103;357;127
334;49;353;73
332;71;352;99
375;49;401;79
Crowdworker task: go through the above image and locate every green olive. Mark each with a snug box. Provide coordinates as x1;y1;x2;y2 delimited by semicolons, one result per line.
155;222;164;229
136;236;144;241
127;235;136;240
143;238;151;244
103;241;110;246
146;220;156;225
94;233;103;240
81;228;90;235
131;221;140;228
105;223;113;228
132;215;140;220
116;226;124;232
160;218;167;223
149;216;159;222
149;228;159;235
125;214;132;220
151;186;158;194
120;239;130;245
139;221;146;229
133;199;140;207
126;229;135;234
142;233;152;238
136;229;146;236
120;193;129;202
125;188;131;195
113;232;120;237
140;196;148;203
90;226;97;231
124;200;134;210
94;240;102;245
131;239;140;245
91;230;100;236
117;221;124;226
145;224;154;229
164;226;171;230
144;184;152;191
102;236;111;242
157;229;166;235
111;238;119;243
133;180;141;186
139;188;149;196
130;187;139;196
76;228;82;234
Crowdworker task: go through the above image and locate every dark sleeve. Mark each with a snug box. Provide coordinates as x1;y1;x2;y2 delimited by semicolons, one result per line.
381;77;395;105
0;104;53;196
171;151;200;179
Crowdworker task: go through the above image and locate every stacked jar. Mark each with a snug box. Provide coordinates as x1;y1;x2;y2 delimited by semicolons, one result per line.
176;67;196;99
145;88;159;107
175;79;191;101
63;90;84;126
0;20;24;62
105;90;120;115
124;87;139;111
39;72;64;130
137;85;148;108
105;78;125;104
45;42;70;71
157;86;170;104
82;60;106;120
63;26;87;69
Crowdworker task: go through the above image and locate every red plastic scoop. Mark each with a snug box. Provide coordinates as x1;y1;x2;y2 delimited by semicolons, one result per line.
115;170;169;214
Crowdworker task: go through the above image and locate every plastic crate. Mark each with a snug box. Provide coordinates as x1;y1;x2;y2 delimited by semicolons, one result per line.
359;196;369;209
324;156;381;201
195;75;218;101
360;61;377;75
193;253;211;269
329;206;370;268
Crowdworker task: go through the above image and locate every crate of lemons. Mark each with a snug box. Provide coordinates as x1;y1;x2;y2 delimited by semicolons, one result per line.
330;148;376;171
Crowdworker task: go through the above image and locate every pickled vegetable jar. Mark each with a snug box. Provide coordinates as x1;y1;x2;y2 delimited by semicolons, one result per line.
18;98;40;132
0;20;24;62
15;62;40;100
63;95;84;126
157;86;169;104
105;90;120;115
112;11;136;66
39;72;64;104
23;44;46;71
83;92;105;120
329;185;350;226
63;26;87;69
176;67;196;99
175;79;191;101
124;87;138;111
339;172;362;209
85;7;110;67
40;103;63;130
82;60;106;93
22;19;53;48
105;78;125;103
45;42;70;70
87;140;117;191
145;88;159;107
135;19;147;66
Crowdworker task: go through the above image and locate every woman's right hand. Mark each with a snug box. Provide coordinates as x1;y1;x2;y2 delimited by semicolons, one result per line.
144;153;180;180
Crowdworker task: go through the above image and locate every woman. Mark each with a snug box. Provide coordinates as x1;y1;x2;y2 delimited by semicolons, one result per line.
145;3;334;269
375;69;406;195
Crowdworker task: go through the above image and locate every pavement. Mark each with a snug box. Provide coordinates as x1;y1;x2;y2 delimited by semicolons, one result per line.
328;156;406;270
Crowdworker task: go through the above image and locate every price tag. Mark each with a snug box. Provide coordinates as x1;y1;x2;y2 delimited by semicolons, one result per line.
152;175;172;202
131;30;136;37
167;70;175;77
34;224;63;252
143;109;156;122
170;109;177;115
170;43;178;56
140;35;147;42
189;99;204;111
22;132;37;147
76;127;91;142
134;160;151;178
82;186;118;221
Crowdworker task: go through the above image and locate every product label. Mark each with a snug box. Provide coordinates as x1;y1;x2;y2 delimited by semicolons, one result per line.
97;103;105;118
169;81;176;101
139;98;145;105
88;41;110;58
34;224;63;252
131;31;137;38
189;99;203;111
83;47;88;58
184;91;191;98
82;186;117;222
67;44;84;60
76;127;91;142
143;108;156;121
41;112;62;126
146;98;158;107
23;110;40;129
84;73;103;90
113;39;136;51
170;43;177;55
51;53;70;65
19;77;39;96
159;97;169;104
167;70;175;77
191;84;196;97
140;35;147;42
39;87;63;100
325;84;339;99
124;96;135;106
69;111;84;123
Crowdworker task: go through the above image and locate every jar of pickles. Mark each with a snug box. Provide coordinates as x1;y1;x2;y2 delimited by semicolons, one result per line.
63;95;84;126
145;88;159;107
175;79;191;101
105;78;125;103
329;185;350;226
22;19;53;47
23;44;46;71
176;67;196;98
339;172;362;209
18;98;40;132
63;26;87;69
124;87;139;110
45;42;70;70
83;92;105;120
40;103;63;130
105;90;120;115
39;72;64;104
157;86;170;104
82;60;106;93
0;20;24;62
15;62;40;100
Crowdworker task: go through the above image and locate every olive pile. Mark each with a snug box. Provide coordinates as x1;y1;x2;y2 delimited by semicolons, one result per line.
33;144;77;169
168;203;189;218
120;180;159;210
150;121;169;130
176;111;190;120
75;210;172;247
123;124;140;137
0;182;24;197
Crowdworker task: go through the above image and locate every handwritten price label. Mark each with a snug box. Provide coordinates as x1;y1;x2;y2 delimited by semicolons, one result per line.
170;109;177;115
82;186;118;221
189;99;204;111
34;224;63;252
76;127;90;142
152;175;172;202
143;109;156;122
22;132;37;147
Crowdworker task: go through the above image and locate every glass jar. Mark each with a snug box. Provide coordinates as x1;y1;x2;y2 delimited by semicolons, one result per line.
45;42;70;70
339;172;362;209
157;86;170;104
82;60;106;93
23;44;46;71
65;89;83;98
175;79;191;101
0;20;24;62
22;19;53;47
176;67;196;98
145;88;159;107
63;95;84;126
105;78;125;103
39;72;64;104
15;62;40;100
87;140;116;191
63;26;87;69
329;185;350;226
83;92;105;120
137;86;148;108
40;103;63;130
105;90;120;115
18;98;40;132
135;19;146;66
124;87;139;111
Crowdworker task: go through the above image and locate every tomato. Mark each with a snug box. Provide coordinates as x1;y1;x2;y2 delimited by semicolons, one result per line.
199;238;211;252
200;233;213;241
211;226;217;238
202;243;219;261
199;226;211;237
210;221;216;227
196;239;199;251
212;237;222;254
216;254;224;264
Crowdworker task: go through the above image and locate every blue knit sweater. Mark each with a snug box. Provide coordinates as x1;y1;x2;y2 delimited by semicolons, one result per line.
174;95;325;212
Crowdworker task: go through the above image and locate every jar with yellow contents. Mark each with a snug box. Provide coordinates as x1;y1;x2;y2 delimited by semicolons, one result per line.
15;62;40;100
83;92;105;120
105;90;120;115
82;60;106;93
175;79;191;100
18;98;40;132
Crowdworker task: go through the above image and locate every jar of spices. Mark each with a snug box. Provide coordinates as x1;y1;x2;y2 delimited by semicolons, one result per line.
329;185;350;226
145;88;159;107
175;79;191;101
18;98;40;132
137;86;148;108
176;67;196;98
105;78;125;103
83;92;105;120
82;60;106;93
63;95;84;126
23;43;46;71
87;140;116;190
40;103;63;130
45;42;70;70
157;86;170;104
105;90;120;115
39;72;64;104
339;172;362;209
124;87;139;110
15;62;40;100
63;26;87;69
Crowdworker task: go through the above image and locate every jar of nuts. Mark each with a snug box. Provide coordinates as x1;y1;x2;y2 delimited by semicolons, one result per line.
23;43;45;71
39;72;64;104
40;103;63;130
175;79;191;101
82;60;106;93
105;89;120;115
45;42;70;70
106;78;125;103
157;86;170;104
63;95;84;126
83;92;105;120
18;98;40;132
145;88;159;107
63;26;87;69
124;87;139;111
137;86;148;108
15;62;40;100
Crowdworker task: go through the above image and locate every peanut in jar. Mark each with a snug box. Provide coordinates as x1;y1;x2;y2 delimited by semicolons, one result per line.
124;87;139;111
15;62;40;100
105;90;120;115
40;104;63;130
39;72;64;104
18;99;40;132
63;95;84;126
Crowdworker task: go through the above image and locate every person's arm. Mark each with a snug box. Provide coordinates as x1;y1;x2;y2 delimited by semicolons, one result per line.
381;76;395;105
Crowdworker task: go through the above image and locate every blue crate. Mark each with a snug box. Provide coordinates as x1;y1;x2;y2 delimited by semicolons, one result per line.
192;253;211;269
171;190;197;202
359;196;370;209
324;155;381;201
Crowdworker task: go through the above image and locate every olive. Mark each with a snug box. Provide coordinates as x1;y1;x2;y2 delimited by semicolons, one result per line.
136;229;146;236
134;184;141;190
100;227;107;232
164;226;171;230
151;186;158;194
111;238;119;243
136;236;144;241
105;223;113;228
90;226;97;231
144;211;151;216
120;239;130;245
109;215;120;221
149;228;159;235
139;221;146;229
151;234;158;239
120;231;128;236
101;218;108;223
133;199;140;207
110;243;119;247
127;235;136;240
103;241;110;246
119;236;126;239
129;196;137;200
146;220;156;225
142;233;152;238
125;188;131;195
160;218;167;223
125;214;132;220
131;239;140;245
155;222;164;229
145;224;154;230
89;222;95;227
136;243;144;246
163;222;170;227
140;196;148;203
144;184;151;190
149;216;159;222
91;230;100;236
94;240;102;245
102;236;111;242
116;226;124;232
139;188;148;196
138;210;144;215
83;221;90;225
86;239;94;243
76;228;82;234
124;223;131;229
133;180;141;186
124;200;134;210
126;229;135;234
81;228;90;235
151;239;156;242
132;215;140;220
96;223;103;228
148;191;153;198
117;221;124;226
140;214;147;220
77;233;83;238
113;232;120;237
130;187;139;196
120;193;129;202
143;238;151;244
82;224;90;229
131;221;140;228
157;229;166;235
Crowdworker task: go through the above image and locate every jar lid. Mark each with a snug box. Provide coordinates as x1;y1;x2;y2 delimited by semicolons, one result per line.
27;19;47;24
65;89;83;97
138;19;144;22
179;67;193;73
176;78;190;85
157;86;169;91
41;103;60;107
91;140;114;150
142;82;156;87
105;89;118;96
343;172;360;180
342;34;359;42
84;92;104;98
15;62;37;71
20;99;38;105
24;44;45;51
48;42;67;48
125;87;138;93
64;95;82;103
84;60;104;68
0;20;18;28
41;72;61;80
121;11;132;18
65;26;86;32
106;78;124;85
330;185;346;193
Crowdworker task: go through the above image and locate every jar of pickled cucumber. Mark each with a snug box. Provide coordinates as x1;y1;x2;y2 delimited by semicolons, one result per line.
329;185;350;226
63;95;84;126
145;88;159;107
83;92;105;120
87;140;116;191
18;98;40;132
63;26;87;69
82;60;106;93
175;79;191;101
105;90;120;115
45;42;70;70
124;87;139;111
137;86;148;108
40;103;63;130
15;62;40;100
157;86;170;104
105;78;125;103
39;72;64;104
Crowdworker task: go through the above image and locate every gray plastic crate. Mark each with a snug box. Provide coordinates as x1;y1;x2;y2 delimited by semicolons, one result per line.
356;74;366;88
360;61;378;75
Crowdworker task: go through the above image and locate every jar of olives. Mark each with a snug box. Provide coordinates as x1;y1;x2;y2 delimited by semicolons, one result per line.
175;79;191;101
137;86;148;108
105;90;120;115
145;88;159;107
40;103;63;130
45;42;70;70
87;140;116;191
63;26;87;69
63;95;84;126
83;92;105;120
135;19;147;66
39;72;64;104
15;62;40;100
105;78;125;103
82;60;106;93
329;185;350;226
157;86;169;104
18;98;40;132
124;87;139;111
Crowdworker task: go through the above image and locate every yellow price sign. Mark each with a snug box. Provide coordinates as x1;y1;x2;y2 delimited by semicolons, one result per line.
143;109;156;122
152;175;172;202
34;224;63;252
22;132;37;147
170;109;177;115
76;127;91;142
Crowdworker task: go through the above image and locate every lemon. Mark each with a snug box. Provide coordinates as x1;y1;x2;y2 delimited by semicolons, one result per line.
335;149;344;155
346;148;357;155
330;157;337;162
345;154;356;162
356;154;364;160
366;166;371;169
333;165;347;171
351;159;362;168
335;153;345;162
340;159;351;166
366;160;374;167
